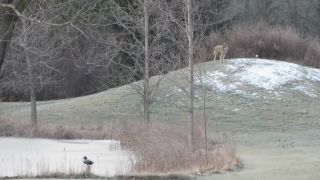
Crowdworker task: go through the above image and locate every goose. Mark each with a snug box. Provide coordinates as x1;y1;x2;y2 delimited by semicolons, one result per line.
83;156;94;166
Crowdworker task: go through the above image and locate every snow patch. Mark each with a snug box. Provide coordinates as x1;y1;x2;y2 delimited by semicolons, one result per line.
193;58;320;98
195;71;236;92
230;59;304;90
294;85;317;97
305;68;320;82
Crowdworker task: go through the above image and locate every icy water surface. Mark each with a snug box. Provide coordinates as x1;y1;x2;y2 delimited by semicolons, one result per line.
0;137;133;177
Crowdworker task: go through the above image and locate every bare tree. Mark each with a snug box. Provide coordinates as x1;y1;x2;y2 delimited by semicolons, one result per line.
194;43;212;165
1;0;109;125
110;0;172;121
15;17;40;127
1;0;119;100
23;24;37;126
12;4;64;126
143;0;150;121
163;0;230;148
186;0;194;147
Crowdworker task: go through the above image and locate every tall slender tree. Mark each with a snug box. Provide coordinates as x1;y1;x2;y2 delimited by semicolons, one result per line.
143;0;150;121
21;19;37;127
111;0;171;121
186;0;194;147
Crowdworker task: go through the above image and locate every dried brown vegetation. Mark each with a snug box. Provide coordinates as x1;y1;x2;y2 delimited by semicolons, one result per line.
207;22;320;68
0;117;111;139
115;121;241;174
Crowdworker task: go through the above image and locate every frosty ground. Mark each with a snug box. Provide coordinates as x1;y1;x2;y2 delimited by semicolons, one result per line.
1;58;320;179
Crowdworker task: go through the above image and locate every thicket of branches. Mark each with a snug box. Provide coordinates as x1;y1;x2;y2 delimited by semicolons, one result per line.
206;22;320;68
0;0;320;101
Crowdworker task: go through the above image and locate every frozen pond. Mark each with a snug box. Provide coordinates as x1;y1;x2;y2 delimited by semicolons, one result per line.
0;137;133;177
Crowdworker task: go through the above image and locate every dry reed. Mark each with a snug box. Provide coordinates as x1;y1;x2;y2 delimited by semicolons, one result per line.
114;121;241;174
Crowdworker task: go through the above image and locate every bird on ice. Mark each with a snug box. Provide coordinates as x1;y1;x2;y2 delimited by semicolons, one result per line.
83;156;94;166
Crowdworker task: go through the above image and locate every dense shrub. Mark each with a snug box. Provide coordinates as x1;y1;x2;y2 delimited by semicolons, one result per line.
116;121;241;173
207;22;320;68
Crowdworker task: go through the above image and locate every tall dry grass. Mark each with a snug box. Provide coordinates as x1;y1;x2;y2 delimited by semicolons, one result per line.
114;121;241;174
0;117;111;139
206;22;320;68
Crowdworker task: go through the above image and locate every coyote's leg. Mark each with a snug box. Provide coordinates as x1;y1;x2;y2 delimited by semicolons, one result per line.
222;53;225;61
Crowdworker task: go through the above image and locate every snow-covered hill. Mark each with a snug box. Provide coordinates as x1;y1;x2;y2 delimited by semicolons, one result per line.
193;58;320;98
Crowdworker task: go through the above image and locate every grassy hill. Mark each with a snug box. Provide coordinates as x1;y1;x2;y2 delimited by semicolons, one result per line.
1;58;320;179
1;58;319;132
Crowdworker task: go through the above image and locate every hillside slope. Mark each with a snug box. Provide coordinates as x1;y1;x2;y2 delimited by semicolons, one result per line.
1;58;319;126
1;58;320;179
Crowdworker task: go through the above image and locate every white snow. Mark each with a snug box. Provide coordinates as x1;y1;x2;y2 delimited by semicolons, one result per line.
243;66;295;89
229;59;306;90
193;58;320;98
195;71;237;92
305;68;320;82
294;85;317;97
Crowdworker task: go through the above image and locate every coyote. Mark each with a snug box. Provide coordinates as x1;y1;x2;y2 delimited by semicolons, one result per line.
213;43;228;61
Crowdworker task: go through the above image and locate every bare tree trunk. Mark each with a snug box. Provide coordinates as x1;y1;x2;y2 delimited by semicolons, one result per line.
203;61;208;165
22;19;37;128
25;52;37;127
187;0;194;147
143;0;150;121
